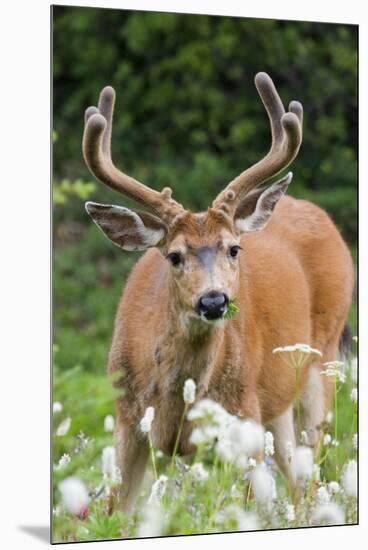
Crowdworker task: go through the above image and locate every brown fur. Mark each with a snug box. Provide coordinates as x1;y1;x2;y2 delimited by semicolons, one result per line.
107;196;353;511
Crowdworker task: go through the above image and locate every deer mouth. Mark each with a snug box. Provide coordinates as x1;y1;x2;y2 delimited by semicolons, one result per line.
199;311;226;324
195;291;229;322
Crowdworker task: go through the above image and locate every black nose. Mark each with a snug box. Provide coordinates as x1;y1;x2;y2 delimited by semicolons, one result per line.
197;291;229;320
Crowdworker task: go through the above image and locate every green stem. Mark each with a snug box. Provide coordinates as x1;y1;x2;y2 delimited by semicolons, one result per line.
207;490;226;531
245;480;252;510
318;447;331;467
348;410;358;450
296;367;302;438
171;403;188;467
334;379;338;473
148;433;158;480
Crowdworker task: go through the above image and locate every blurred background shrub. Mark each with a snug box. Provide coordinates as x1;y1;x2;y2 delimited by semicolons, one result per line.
53;7;357;373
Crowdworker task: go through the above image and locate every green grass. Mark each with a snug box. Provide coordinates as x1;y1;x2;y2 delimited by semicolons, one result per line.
52;340;358;542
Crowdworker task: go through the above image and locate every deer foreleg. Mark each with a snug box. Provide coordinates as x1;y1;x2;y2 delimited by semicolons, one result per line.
112;423;149;515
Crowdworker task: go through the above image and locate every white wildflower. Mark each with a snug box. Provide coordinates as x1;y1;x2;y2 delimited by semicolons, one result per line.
215;505;259;531
187;398;230;425
285;441;294;463
341;460;357;499
215;418;264;469
311;502;345;526
349;356;357;384
325;411;333;423
323;434;332;446
350;387;357;404
57;453;71;469
237;511;259;531
137;502;164;537
190;425;219;446
183;378;196;404
188;400;230;446
300;430;309;445
291;446;314;484
331;439;339;448
273;344;322;369
156;449;164;458
285;503;295;522
59;477;89;516
140;406;155;434
56;417;71;437
103;414;115;432
247;457;257;470
148;475;168;503
279;500;296;522
188;399;264;468
53;402;63;414
321;361;346;383
316;485;330;504
76;432;89;452
190;462;209;482
264;431;275;457
250;464;276;504
102;446;121;483
328;481;340;495
352;433;358;450
323;360;345;369
273;343;322;357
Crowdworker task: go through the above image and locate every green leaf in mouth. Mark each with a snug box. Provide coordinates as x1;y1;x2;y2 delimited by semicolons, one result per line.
223;300;240;320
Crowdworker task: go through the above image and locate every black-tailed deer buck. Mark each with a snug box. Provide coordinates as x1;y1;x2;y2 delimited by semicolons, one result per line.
83;73;354;512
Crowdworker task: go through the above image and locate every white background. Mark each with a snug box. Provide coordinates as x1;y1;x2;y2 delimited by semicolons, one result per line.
0;1;365;548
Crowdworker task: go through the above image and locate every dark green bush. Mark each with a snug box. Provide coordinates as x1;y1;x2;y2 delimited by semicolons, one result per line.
53;7;357;242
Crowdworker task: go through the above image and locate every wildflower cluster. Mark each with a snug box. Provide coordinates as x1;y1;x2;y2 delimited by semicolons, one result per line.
321;361;346;383
53;347;358;542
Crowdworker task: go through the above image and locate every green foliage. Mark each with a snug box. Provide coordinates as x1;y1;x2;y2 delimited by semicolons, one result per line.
53;178;96;205
53;220;138;372
224;300;240;320
53;7;357;242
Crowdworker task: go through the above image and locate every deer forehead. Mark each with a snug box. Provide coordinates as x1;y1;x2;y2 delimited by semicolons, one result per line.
167;212;238;254
168;233;237;256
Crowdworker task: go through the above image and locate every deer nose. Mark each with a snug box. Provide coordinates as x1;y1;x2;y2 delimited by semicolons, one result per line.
197;291;229;320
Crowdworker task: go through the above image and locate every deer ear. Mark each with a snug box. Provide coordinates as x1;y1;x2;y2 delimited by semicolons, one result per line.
85;202;167;250
234;172;292;234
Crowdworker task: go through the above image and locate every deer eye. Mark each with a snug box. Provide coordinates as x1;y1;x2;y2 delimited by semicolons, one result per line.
229;245;242;258
166;251;183;267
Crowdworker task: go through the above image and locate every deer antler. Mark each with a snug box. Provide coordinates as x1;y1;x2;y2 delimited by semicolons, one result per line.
82;86;185;225
212;72;303;216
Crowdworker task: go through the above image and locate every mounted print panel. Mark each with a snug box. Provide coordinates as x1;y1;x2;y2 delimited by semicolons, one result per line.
52;5;358;543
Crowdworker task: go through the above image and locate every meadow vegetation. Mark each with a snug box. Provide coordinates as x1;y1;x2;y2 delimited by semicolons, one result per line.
52;345;358;542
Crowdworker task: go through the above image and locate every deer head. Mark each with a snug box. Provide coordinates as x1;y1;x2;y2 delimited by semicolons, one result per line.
84;73;303;322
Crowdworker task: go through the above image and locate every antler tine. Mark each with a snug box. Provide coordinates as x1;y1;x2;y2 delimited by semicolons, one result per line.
212;72;303;216
97;86;115;156
256;72;286;146
82;87;184;225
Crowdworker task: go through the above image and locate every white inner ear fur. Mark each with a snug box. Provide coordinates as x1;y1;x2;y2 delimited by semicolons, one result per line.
235;172;292;234
85;202;166;251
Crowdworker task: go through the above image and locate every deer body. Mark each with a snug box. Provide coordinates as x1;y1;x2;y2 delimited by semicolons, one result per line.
82;73;354;512
109;195;352;446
